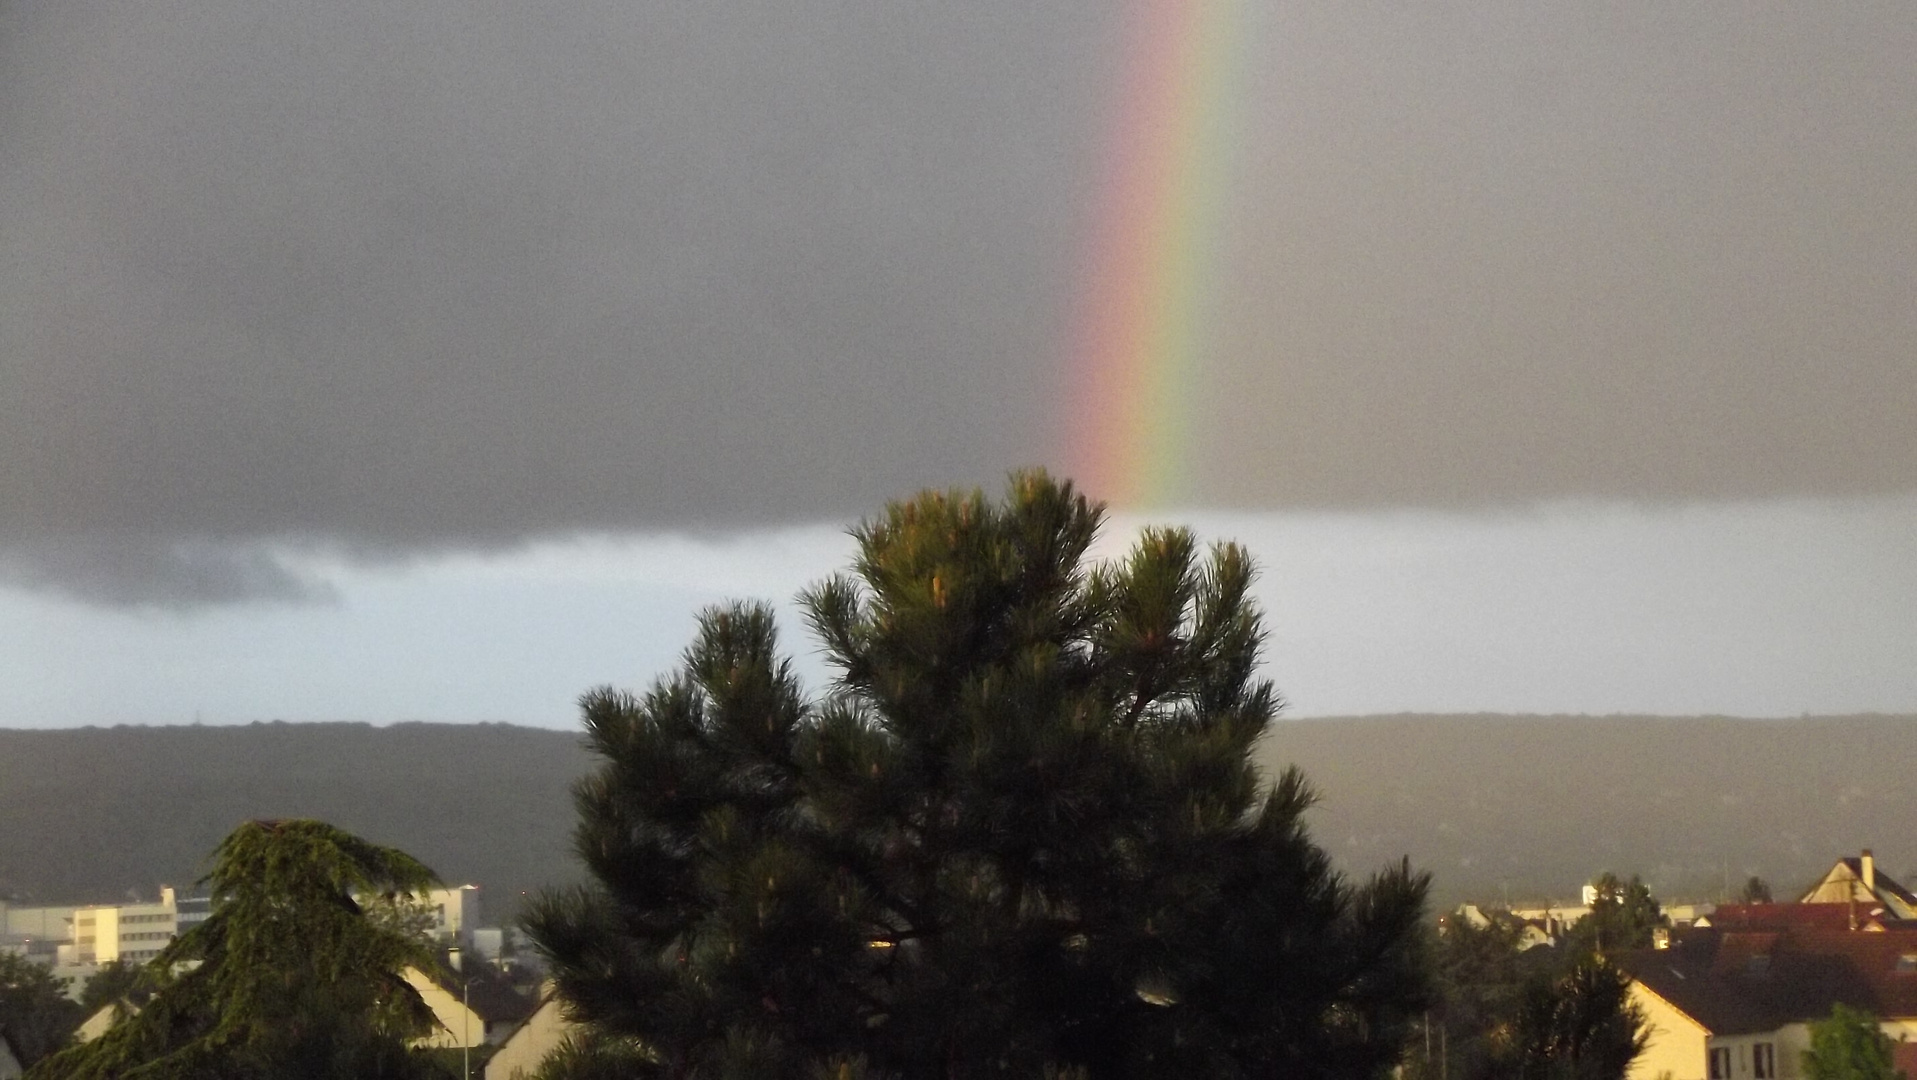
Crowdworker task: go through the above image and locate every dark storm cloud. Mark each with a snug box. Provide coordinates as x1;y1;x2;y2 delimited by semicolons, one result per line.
0;537;335;608
2;1;1914;604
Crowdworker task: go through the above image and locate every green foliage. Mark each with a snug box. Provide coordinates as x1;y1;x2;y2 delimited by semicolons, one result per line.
28;819;448;1080
1496;958;1650;1080
1803;1004;1905;1080
1419;910;1552;1079
1569;874;1666;955
526;472;1432;1079
77;960;147;1017
0;951;83;1066
363;891;443;944
1415;910;1649;1080
529;1032;661;1080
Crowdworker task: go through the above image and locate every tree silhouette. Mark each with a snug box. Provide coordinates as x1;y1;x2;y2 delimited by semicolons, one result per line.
29;820;445;1080
0;952;82;1068
526;472;1431;1079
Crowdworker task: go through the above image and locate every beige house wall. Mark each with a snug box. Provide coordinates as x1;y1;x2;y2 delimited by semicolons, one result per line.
1650;1012;1916;1080
74;1001;136;1044
403;967;490;1049
1707;1026;1805;1080
1628;981;1710;1080
484;992;577;1080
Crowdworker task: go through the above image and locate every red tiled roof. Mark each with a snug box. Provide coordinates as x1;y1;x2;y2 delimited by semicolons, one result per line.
1706;904;1907;933
1616;927;1917;1035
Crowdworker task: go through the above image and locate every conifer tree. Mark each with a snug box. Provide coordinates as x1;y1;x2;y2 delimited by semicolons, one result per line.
29;819;445;1080
525;472;1431;1079
0;952;82;1068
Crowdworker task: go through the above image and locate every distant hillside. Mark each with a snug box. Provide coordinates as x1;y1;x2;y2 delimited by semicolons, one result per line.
0;722;592;922
2;715;1911;919
1258;713;1917;906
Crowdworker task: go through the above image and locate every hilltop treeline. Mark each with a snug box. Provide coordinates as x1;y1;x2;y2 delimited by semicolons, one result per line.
1267;712;1917;905
0;722;590;919
1;715;1911;914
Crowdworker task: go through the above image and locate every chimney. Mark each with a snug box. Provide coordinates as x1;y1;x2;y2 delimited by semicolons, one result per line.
1863;850;1876;895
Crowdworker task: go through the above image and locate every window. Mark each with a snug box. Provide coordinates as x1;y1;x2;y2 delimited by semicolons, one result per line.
1710;1046;1732;1080
1754;1042;1776;1079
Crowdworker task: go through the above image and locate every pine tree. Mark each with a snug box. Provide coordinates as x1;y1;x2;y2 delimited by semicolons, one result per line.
1499;959;1649;1080
525;472;1432;1079
0;951;83;1068
1572;874;1666;955
29;819;445;1080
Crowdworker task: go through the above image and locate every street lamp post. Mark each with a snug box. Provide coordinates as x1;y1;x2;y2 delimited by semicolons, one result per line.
449;946;472;1080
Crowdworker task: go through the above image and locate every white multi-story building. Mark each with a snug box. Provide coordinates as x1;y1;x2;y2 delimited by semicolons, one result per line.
0;902;77;963
62;887;181;966
424;884;482;945
11;882;479;972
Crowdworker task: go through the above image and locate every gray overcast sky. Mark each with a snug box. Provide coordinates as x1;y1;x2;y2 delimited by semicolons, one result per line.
4;500;1914;727
2;1;1914;722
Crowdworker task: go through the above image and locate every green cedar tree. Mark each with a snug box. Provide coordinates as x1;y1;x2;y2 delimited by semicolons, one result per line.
0;951;83;1067
28;819;446;1080
77;960;147;1018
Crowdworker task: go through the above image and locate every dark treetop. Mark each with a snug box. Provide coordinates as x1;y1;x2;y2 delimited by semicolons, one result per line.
525;472;1431;1080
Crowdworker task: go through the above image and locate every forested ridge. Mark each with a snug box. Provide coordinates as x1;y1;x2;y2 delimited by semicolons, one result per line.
2;714;1911;914
0;722;590;918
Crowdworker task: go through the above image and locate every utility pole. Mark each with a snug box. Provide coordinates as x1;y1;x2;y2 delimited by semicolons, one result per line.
451;946;472;1080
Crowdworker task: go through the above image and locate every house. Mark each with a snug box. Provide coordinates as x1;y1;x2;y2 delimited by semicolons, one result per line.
1447;904;1571;950
1616;926;1917;1080
73;1000;138;1044
0;1028;24;1080
1796;851;1917;921
484;983;579;1080
73;966;533;1057
404;958;536;1050
1700;903;1903;934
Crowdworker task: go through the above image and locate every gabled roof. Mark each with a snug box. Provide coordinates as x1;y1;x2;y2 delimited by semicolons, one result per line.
1799;858;1917;919
1616;927;1917;1035
0;1027;23;1079
413;958;537;1026
482;982;583;1080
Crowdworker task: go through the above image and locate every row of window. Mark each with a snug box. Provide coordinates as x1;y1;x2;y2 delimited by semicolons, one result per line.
1708;1042;1776;1080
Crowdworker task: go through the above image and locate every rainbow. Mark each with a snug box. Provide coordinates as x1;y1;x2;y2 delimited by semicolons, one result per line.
1065;0;1249;508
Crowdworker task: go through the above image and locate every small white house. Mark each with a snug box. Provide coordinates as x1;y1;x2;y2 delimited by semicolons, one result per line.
73;1000;137;1044
404;961;535;1050
484;984;578;1080
0;1029;25;1080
